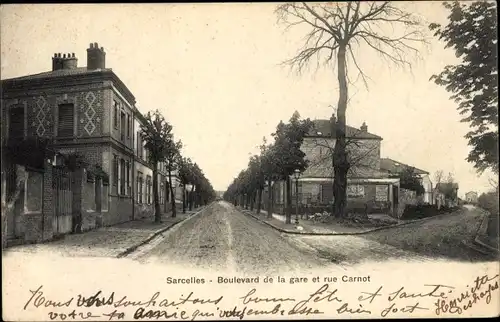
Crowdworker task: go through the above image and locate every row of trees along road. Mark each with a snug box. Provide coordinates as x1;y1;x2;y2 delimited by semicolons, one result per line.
223;111;312;224
140;110;216;223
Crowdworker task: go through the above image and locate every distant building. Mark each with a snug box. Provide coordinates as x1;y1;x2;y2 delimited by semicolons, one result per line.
465;191;478;204
379;158;433;204
270;116;403;217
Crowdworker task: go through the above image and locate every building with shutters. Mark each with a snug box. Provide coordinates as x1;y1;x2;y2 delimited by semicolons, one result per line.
1;42;182;247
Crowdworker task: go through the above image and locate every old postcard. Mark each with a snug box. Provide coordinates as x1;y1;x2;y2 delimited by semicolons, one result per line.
1;2;499;320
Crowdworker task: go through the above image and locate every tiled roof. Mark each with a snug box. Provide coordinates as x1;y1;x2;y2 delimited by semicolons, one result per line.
2;67;112;82
307;119;382;140
379;158;429;175
2;66;137;106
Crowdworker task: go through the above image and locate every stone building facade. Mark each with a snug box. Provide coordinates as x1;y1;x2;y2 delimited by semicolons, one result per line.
271;117;401;216
1;42;181;247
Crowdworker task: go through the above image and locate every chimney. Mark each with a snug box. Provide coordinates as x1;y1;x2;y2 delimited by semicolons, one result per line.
360;122;368;132
329;114;337;137
87;42;106;70
52;52;78;71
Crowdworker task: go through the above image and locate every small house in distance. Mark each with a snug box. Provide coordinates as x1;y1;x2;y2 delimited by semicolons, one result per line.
465;191;478;204
379;158;433;204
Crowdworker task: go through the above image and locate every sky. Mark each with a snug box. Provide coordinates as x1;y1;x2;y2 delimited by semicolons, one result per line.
1;2;497;195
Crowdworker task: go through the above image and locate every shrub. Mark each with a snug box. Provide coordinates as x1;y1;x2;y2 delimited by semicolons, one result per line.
478;192;499;215
401;204;439;220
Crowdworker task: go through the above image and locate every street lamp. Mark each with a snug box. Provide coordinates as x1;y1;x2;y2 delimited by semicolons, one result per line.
293;169;301;225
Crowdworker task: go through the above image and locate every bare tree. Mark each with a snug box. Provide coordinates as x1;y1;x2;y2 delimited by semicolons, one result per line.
488;176;499;193
434;170;444;187
276;2;427;217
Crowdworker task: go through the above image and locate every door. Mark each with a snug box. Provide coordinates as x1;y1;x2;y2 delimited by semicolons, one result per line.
52;167;73;236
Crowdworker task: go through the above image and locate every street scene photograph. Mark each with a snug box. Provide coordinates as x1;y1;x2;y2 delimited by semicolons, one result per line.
1;2;499;320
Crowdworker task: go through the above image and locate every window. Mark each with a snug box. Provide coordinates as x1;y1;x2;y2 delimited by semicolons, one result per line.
126;161;130;195
9;107;24;139
120;159;126;195
58;103;74;137
113;100;119;128
321;183;334;204
146;175;152;204
137;172;143;204
137;132;142;157
113;155;119;187
127;114;131;138
120;111;126;141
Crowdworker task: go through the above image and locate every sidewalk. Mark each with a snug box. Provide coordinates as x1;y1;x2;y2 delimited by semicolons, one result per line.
241;207;463;236
5;208;204;258
471;213;499;256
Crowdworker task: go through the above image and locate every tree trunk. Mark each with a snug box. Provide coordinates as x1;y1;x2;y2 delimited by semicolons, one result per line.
153;163;161;223
250;191;255;211
189;185;195;211
267;181;273;219
285;177;292;224
256;188;263;214
168;169;177;218
333;43;349;218
182;185;186;214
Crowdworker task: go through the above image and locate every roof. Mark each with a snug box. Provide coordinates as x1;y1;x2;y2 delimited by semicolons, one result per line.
306;119;382;140
2;67;136;105
379;158;429;175
2;67;111;81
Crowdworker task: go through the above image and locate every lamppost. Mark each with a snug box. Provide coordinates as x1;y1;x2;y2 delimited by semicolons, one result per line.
293;169;301;225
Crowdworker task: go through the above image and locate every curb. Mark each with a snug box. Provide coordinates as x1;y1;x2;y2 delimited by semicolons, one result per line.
240;208;465;236
116;206;206;258
473;214;499;254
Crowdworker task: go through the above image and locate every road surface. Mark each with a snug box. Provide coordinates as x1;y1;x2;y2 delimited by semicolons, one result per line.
128;201;327;275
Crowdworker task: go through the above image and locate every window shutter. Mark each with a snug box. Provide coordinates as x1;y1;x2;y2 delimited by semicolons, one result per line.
127;115;131;138
126;161;130;195
113;156;118;186
9;108;24;139
58;104;74;137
